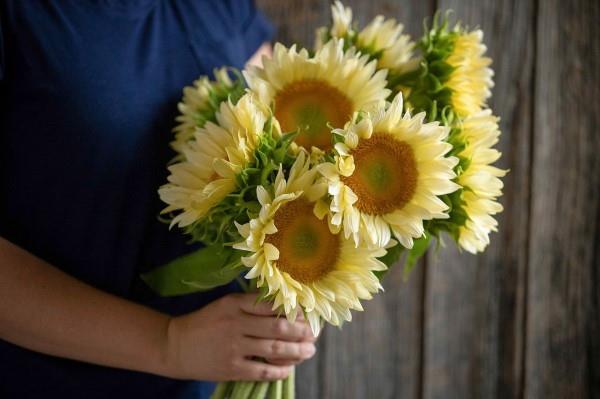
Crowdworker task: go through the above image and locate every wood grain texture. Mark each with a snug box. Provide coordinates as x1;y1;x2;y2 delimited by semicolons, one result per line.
317;266;426;399
254;0;599;397
256;0;330;49
423;0;535;398
526;0;600;397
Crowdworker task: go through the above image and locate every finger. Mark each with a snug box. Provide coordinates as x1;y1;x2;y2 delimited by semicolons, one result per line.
239;314;313;341
290;317;319;342
264;357;305;367
300;329;319;343
242;337;315;360
236;294;279;316
235;359;292;381
294;318;319;342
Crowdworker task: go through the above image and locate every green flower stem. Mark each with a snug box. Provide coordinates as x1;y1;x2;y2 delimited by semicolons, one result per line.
259;162;276;187
210;382;231;399
267;380;282;399
230;381;255;399
249;381;270;399
282;367;295;399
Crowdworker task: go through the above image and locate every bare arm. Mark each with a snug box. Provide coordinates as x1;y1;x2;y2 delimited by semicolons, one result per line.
0;234;316;381
0;236;173;375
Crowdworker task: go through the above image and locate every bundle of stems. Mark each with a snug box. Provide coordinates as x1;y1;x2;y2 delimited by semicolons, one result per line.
210;367;295;399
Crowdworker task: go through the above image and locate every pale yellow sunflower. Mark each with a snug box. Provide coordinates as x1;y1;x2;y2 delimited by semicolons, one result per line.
315;2;417;75
244;39;390;151
314;1;353;51
330;0;353;38
234;152;387;336
356;15;417;74
318;93;460;249
159;94;267;228
455;110;506;253
445;29;494;117
172;68;243;154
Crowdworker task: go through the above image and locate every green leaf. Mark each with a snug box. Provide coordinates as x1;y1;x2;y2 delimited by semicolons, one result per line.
374;242;405;280
428;60;455;80
379;242;405;267
141;244;244;296
403;234;432;279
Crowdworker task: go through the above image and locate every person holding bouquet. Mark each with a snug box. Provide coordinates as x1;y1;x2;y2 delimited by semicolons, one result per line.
0;1;317;398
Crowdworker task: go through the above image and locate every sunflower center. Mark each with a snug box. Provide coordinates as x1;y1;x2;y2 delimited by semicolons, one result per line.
274;79;353;150
266;199;340;283
342;133;418;215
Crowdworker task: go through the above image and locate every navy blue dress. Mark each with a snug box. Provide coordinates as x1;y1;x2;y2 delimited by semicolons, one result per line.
0;1;273;397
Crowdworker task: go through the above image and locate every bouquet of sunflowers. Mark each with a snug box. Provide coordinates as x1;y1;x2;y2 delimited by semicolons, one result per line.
142;2;506;398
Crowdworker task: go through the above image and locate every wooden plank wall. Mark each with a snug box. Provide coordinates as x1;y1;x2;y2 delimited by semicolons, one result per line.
255;0;600;398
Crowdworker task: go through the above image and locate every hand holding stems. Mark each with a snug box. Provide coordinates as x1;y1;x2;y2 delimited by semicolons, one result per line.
0;237;314;399
165;292;317;382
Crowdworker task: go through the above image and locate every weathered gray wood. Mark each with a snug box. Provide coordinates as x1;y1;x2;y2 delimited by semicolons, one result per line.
526;0;600;397
255;0;599;398
317;263;426;399
256;1;432;398
423;0;535;398
257;0;330;49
